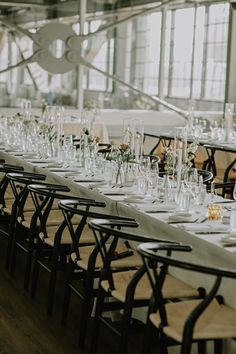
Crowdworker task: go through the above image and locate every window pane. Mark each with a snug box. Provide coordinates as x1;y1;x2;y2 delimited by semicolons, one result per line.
88;41;108;90
204;2;229;100
192;6;205;99
171;8;194;97
130;13;161;95
164;10;171;96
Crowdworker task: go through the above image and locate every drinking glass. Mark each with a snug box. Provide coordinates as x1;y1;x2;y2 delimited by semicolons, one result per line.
230;210;236;232
137;176;148;195
233;182;236;201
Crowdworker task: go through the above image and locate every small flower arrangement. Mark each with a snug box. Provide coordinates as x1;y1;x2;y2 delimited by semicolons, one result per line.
107;143;134;164
185;140;198;167
163;139;198;175
163;146;175;175
107;144;135;185
38;121;57;142
83;128;100;145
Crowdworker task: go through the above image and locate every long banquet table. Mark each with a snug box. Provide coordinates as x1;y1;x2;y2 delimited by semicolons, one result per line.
1;149;236;354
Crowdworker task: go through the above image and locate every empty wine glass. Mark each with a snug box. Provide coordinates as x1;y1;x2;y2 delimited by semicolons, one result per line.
233;182;236;201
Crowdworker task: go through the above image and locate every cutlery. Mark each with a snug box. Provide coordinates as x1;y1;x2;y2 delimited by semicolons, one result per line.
168;218;198;224
222;243;236;248
199;217;208;223
103;193;126;196
145;210;170;214
214;200;235;204
195;231;227;234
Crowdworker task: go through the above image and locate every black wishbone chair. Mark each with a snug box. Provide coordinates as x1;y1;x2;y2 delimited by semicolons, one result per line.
58;199;141;349
88;219;201;354
0;163;24;225
138;242;236;354
206;181;235;199
4;171;46;274
27;184;98;315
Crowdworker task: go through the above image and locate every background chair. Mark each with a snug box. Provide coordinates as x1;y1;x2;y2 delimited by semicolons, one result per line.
138;242;236;354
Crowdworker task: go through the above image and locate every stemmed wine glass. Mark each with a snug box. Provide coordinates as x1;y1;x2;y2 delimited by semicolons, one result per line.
233;182;236;202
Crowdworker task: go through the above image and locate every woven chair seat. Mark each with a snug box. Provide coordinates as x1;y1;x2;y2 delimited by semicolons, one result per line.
150;298;236;342
40;224;95;246
72;244;142;271
20;209;83;228
101;271;199;303
3;196;36;215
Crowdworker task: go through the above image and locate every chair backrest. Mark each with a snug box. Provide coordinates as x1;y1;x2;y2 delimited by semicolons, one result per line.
206;181;235;199
138;242;236;353
0;163;24;209
59;201;138;262
5;172;47;235
88;219;180;291
28;187;105;246
197;169;213;184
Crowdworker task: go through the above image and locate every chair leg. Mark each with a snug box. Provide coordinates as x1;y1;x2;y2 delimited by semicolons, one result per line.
141;319;155;354
78;270;95;348
214;339;222;354
159;333;169;354
5;215;16;272
24;230;36;291
31;259;40;299
47;248;60;316
118;300;133;354
89;286;105;354
9;241;17;277
61;260;74;326
198;340;206;354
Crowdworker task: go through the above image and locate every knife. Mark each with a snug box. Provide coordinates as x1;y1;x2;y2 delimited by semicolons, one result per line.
145;210;170;214
222;243;236;248
195;231;227;234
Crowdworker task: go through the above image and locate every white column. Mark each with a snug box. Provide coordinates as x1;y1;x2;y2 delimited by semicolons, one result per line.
226;7;236;106
76;0;86;110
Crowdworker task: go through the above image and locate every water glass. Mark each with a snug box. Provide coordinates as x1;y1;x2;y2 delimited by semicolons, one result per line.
230;210;236;231
137;176;148;195
179;189;192;211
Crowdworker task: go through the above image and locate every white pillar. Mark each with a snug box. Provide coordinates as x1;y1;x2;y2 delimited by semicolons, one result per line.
76;0;86;110
226;7;236;106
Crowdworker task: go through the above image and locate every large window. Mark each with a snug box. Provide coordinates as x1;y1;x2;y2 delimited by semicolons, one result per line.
0;1;231;109
165;2;230;102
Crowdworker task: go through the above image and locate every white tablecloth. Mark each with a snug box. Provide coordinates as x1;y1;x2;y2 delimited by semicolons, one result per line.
0;150;235;354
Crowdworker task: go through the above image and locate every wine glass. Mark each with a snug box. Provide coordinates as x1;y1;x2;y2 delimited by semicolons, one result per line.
233;182;236;202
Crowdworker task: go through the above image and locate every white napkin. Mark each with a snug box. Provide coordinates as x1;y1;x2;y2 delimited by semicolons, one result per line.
136;202;176;212
124;196;146;203
25;158;56;163
98;186;134;195
221;234;236;244
168;212;194;223
180;222;229;233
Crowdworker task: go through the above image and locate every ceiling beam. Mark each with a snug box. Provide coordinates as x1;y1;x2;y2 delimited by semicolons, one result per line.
0;1;47;9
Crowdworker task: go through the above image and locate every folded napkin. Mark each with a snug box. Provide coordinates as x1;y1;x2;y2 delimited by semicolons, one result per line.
97;186;134;195
136;202;176;213
48;167;79;173
25;158;56;163
221;235;236;245
180;222;229;233
168;212;194;223
124;196;146;203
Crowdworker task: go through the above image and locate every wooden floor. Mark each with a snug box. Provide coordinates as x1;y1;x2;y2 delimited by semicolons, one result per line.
0;237;145;354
